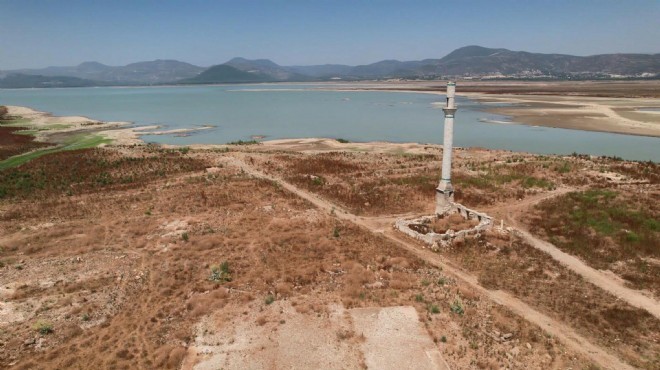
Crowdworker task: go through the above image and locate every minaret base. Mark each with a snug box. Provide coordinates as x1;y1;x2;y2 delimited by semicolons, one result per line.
435;182;454;215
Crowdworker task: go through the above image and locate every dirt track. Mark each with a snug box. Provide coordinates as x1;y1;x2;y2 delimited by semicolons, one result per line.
227;154;636;370
482;187;660;320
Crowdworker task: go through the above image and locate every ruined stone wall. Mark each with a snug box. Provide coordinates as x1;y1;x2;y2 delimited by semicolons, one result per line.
394;203;493;248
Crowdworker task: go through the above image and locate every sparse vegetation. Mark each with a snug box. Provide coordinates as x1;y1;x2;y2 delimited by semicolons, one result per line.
34;320;54;335
0;148;208;199
227;139;260;145
0;133;112;170
209;261;232;282
528;189;659;294
450;298;464;315
446;232;660;368
2;119;657;369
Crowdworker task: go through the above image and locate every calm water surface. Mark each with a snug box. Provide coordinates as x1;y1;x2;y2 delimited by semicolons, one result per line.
1;84;658;161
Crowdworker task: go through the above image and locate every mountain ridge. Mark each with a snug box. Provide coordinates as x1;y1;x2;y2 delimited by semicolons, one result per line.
1;46;658;88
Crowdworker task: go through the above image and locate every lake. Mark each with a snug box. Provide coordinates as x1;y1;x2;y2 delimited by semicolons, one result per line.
1;84;658;161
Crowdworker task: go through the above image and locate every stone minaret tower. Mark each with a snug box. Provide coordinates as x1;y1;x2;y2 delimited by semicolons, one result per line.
436;81;457;214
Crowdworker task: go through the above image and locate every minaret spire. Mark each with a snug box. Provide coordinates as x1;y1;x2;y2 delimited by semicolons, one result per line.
436;81;457;214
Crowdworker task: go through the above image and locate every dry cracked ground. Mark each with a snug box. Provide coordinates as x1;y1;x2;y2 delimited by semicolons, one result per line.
0;139;658;369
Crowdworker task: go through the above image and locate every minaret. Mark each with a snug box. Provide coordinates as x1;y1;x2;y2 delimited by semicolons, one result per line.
436;81;457;214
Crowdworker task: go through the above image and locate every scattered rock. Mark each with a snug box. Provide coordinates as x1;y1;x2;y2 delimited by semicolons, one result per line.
502;333;513;340
526;342;532;350
23;338;36;346
364;281;384;289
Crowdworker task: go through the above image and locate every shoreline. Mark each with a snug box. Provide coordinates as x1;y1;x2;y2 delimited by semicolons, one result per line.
5;80;660;139
3;105;214;146
305;86;660;138
3;91;659;162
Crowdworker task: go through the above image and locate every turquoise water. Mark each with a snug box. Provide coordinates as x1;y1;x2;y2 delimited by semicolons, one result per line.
1;84;658;161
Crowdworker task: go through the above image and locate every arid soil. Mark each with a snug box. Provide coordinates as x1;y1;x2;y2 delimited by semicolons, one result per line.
1;91;659;369
0;145;599;370
1;135;658;368
0;127;52;160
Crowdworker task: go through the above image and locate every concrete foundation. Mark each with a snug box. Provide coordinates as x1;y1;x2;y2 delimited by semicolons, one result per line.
395;203;493;249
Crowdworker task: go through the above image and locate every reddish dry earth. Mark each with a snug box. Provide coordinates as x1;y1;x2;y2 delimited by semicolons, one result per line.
0;139;658;369
0;146;599;369
0;127;51;161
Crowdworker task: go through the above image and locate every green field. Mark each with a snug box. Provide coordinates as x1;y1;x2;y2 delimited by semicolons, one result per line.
0;134;112;170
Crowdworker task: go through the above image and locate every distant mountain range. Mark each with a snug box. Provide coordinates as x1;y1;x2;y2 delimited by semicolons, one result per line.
2;59;204;84
1;46;658;88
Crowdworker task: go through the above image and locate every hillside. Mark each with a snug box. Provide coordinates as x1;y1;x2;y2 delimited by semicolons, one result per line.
224;57;313;81
178;64;274;84
0;73;99;88
429;45;660;77
3;60;204;84
2;46;659;88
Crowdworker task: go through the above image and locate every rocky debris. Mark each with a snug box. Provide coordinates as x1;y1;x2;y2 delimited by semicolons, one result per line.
205;167;222;174
502;333;513;341
160;219;189;238
364;281;385;289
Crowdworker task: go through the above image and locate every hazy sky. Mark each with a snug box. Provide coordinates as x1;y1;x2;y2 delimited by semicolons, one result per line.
1;0;658;69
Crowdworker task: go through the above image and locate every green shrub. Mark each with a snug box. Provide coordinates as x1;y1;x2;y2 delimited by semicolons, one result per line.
209;261;232;282
34;320;53;334
450;298;464;315
265;294;275;305
227;140;259;145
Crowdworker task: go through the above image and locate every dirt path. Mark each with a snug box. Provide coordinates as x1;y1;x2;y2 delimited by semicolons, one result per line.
487;187;660;320
225;155;635;370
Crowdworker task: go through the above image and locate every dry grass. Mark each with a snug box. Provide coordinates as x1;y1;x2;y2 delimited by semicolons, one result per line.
432;213;479;234
526;189;660;296
0;147;591;369
0;148;209;199
252;151;615;213
443;231;660;369
0;126;52;161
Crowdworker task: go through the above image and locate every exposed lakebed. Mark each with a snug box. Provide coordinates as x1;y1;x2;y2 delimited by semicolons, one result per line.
1;84;658;161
